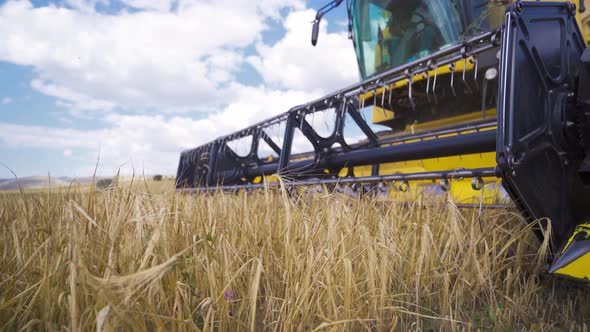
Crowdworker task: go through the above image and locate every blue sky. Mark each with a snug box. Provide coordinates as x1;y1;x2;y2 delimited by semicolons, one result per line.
0;0;358;178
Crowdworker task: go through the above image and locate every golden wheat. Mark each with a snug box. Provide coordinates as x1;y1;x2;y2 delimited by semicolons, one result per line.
0;180;589;331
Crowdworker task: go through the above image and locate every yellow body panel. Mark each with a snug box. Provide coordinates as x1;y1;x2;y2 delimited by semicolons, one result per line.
372;106;395;124
552;223;590;280
336;110;499;204
344;152;501;204
366;58;476;125
392;109;496;134
554;252;590;280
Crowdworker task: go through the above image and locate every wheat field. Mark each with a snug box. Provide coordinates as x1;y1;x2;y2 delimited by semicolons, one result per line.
1;179;589;331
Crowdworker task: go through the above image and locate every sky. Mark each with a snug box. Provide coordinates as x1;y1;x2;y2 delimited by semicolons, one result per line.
0;0;360;178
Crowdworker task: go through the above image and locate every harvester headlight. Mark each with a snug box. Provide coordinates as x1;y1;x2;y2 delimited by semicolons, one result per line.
485;68;498;81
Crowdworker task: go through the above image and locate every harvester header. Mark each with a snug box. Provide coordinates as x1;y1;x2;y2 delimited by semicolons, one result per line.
176;1;590;281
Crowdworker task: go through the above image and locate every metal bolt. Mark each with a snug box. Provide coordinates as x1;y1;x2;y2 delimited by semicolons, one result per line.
515;1;523;14
471;177;484;191
440;178;450;192
398;180;410;192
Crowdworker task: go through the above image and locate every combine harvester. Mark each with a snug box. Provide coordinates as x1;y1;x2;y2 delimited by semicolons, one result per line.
176;1;590;281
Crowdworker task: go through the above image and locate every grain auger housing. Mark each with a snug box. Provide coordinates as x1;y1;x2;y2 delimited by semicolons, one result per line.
176;1;590;281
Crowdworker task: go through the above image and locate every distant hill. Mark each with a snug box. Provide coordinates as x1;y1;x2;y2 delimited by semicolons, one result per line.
0;175;174;190
0;176;99;190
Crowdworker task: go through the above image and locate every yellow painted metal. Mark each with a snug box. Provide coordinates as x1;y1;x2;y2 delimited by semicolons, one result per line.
553;252;590;280
333;110;500;204
372;106;395;124
552;223;590;280
576;0;590;42
367;58;476;125
385;109;496;136
342;152;502;204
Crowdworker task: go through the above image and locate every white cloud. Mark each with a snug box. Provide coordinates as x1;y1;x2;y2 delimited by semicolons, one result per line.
63;0;108;12
0;0;305;113
0;84;321;175
31;79;115;111
248;9;359;92
118;0;174;11
1;97;12;105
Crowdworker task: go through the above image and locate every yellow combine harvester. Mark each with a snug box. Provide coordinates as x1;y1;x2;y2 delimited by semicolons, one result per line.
176;1;590;281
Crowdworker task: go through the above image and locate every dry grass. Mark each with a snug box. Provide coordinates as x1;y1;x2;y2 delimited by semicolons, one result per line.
1;180;589;331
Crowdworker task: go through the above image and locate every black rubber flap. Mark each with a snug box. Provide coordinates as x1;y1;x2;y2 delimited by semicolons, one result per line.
496;1;590;249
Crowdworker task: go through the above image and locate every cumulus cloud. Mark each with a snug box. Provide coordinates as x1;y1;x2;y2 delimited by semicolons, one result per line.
248;9;359;92
0;85;321;175
1;97;12;105
31;79;115;111
0;0;305;113
118;0;174;11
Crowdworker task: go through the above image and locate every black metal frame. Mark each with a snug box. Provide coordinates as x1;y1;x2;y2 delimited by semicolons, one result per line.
496;1;590;249
176;29;501;189
182;167;498;193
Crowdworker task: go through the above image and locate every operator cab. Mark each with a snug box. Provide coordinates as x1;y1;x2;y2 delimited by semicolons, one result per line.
311;1;510;131
345;0;510;131
351;0;508;79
